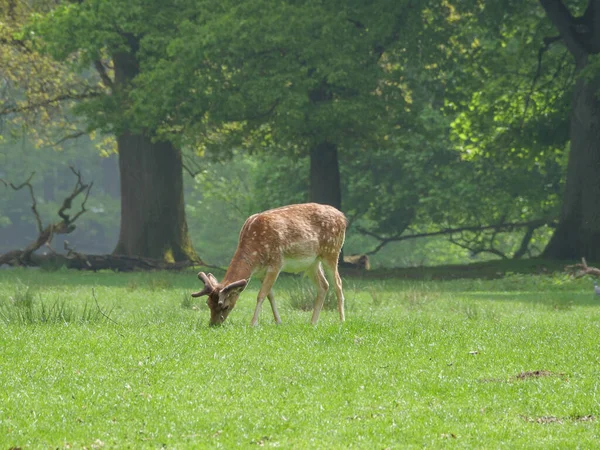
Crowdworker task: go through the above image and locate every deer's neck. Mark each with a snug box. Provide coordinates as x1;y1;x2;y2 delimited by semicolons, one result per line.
222;246;259;284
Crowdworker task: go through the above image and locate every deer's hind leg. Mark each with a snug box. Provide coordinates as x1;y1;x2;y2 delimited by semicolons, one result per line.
321;255;345;322
308;262;329;325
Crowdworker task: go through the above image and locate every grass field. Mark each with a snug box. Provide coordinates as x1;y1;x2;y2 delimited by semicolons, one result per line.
1;266;599;448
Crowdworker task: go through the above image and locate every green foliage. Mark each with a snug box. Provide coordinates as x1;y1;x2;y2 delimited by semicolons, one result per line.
1;269;600;447
3;0;579;265
127;0;416;151
444;2;570;176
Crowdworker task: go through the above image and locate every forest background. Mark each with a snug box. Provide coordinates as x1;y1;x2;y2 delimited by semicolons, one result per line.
2;0;598;270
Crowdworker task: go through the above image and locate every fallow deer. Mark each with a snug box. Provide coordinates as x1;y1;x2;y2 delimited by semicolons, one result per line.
191;203;347;326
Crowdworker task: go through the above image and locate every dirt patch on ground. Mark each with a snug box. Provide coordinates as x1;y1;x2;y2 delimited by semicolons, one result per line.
478;370;567;384
522;415;595;424
514;370;557;380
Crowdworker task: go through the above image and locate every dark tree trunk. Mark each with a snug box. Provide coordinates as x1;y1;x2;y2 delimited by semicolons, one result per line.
310;141;342;210
539;0;600;259
310;140;348;265
112;132;197;262
110;40;197;262
543;65;600;259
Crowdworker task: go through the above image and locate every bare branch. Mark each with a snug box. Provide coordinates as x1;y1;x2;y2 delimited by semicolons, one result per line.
513;225;538;259
57;167;92;224
69;181;93;224
181;152;205;178
0;90;103;116
521;35;562;127
358;218;555;255
565;257;600;278
94;59;114;89
0;167;95;266
52;131;87;147
1;172;43;233
448;232;508;260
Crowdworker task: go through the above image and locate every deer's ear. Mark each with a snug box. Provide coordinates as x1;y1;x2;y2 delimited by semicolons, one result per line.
222;279;248;295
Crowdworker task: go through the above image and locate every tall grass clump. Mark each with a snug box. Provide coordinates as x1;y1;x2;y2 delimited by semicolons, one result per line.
286;277;338;311
0;283;110;325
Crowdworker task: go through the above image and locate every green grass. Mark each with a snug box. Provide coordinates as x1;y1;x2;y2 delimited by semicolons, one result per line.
1;268;599;448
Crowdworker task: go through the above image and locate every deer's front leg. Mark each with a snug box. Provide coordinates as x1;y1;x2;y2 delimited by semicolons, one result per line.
251;269;280;326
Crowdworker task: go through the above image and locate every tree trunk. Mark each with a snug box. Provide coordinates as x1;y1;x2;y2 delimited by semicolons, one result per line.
310;141;342;210
310;140;347;265
110;40;197;263
112;132;197;262
543;58;600;259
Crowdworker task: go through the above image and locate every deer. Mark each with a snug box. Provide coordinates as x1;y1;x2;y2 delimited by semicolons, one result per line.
191;203;347;326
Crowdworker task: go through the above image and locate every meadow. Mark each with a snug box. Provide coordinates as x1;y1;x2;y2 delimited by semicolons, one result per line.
0;267;599;449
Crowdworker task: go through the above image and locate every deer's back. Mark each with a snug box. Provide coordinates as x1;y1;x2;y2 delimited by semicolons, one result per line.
238;203;346;271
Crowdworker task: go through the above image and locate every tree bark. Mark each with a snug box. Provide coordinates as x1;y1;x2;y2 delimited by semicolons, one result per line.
112;132;197;262
309;141;342;210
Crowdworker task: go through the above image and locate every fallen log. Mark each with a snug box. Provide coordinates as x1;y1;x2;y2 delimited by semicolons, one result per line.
565;257;600;278
14;252;194;271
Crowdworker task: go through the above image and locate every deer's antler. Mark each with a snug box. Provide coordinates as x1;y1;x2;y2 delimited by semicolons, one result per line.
191;272;217;297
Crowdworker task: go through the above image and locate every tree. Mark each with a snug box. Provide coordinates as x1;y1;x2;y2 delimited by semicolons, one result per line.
11;0;198;262
444;0;600;259
537;0;600;259
128;0;418;212
420;1;569;258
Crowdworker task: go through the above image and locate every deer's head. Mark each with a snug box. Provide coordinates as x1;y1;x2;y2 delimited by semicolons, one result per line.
191;272;248;325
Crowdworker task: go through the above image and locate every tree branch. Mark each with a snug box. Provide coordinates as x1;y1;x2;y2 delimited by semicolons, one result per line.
51;131;87;147
449;233;509;259
94;59;114;89
513;225;538;259
0;91;102;116
182;153;204;178
58;167;93;225
1;172;43;233
358;218;555;255
522;35;562;127
539;0;588;58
